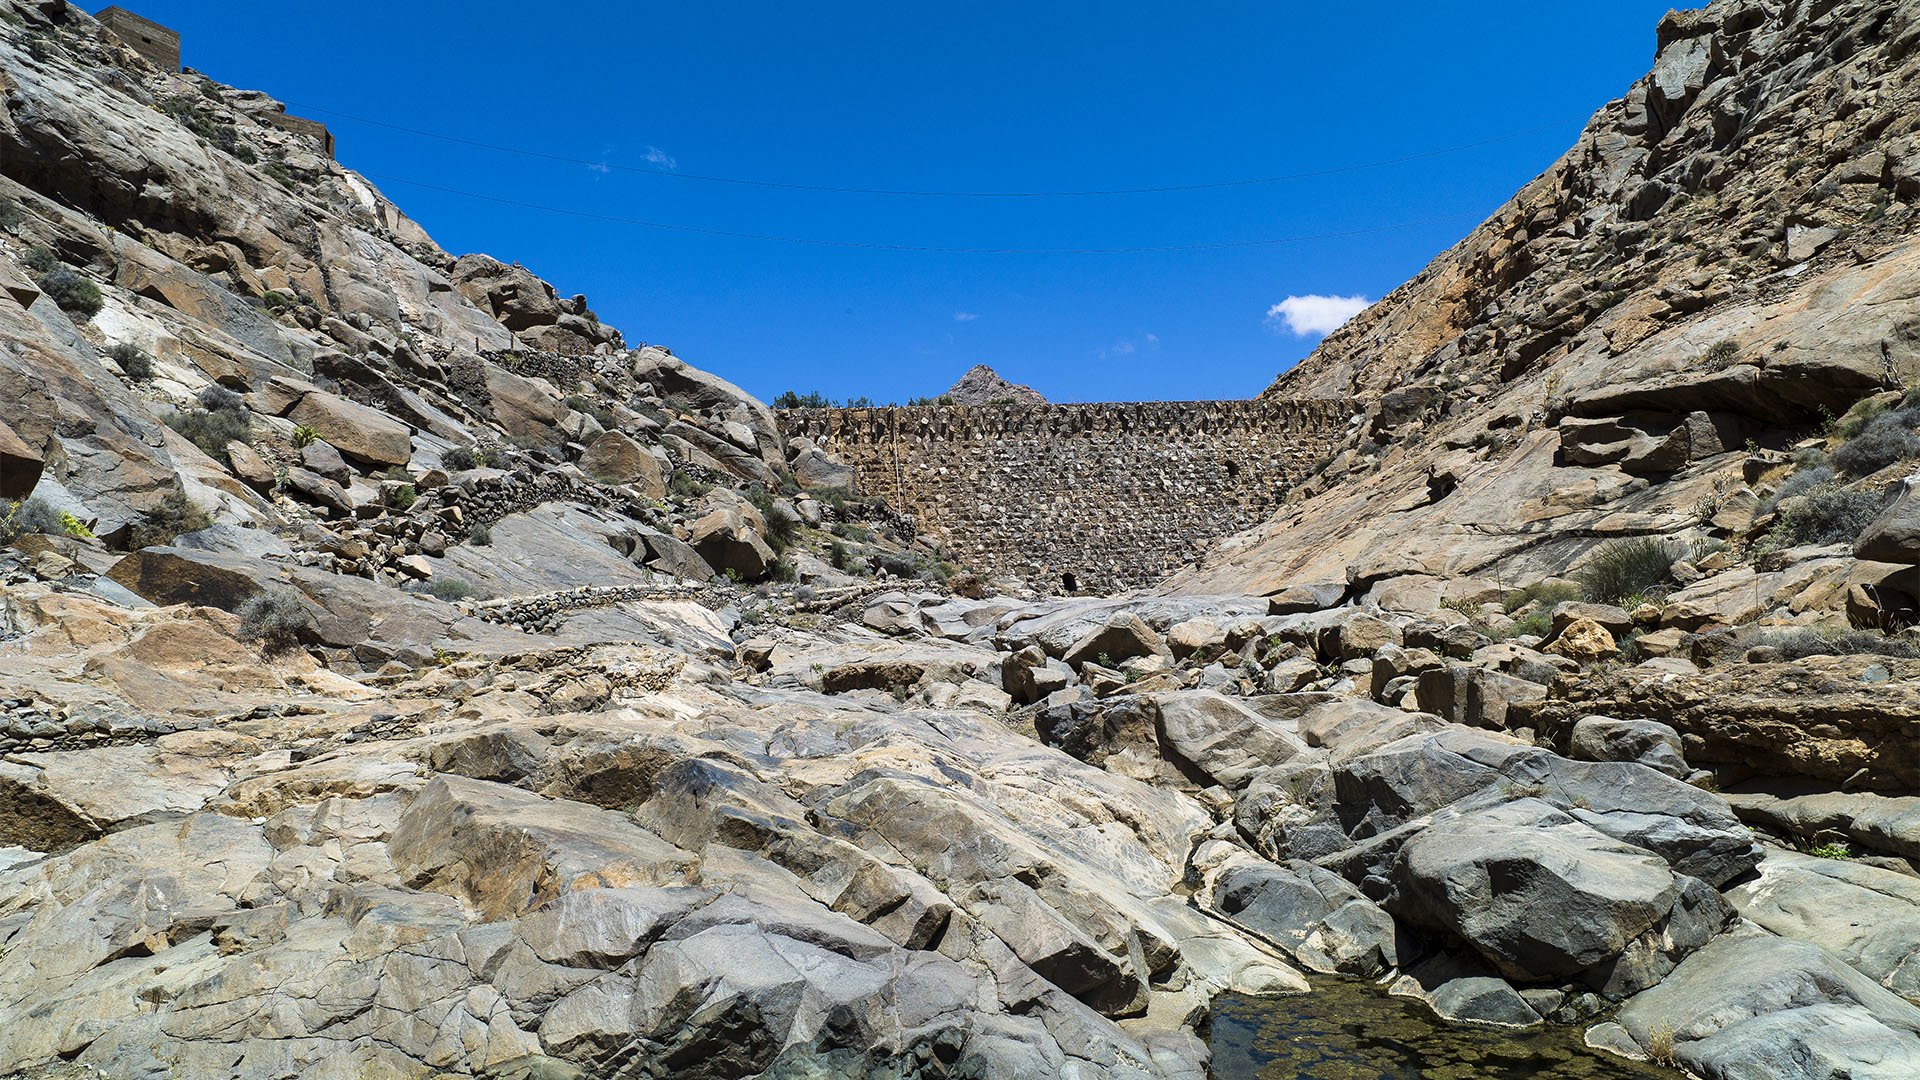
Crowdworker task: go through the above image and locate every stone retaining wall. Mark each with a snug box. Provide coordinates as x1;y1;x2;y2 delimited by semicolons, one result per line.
780;399;1353;593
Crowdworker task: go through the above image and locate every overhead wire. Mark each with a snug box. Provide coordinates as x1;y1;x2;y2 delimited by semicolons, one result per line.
356;169;1489;254
291;100;1585;199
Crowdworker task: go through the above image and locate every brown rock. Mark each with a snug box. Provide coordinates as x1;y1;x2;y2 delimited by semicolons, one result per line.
224;441;275;489
1543;618;1616;662
286;389;412;467
579;431;665;497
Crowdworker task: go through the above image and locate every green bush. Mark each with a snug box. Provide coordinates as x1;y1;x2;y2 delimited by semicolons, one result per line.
389;484;416;510
1832;408;1920;477
0;195;22;232
747;488;798;554
1502;581;1581;614
164;402;250;464
238;588;309;651
107;342;153;380
828;540;861;572
773;390;832;409
22;245;58;274
198;384;245;412
668;470;712;498
38;269;103;317
440;446;478;471
0;497;65;543
424;576;483;602
467;522;493;546
126;491;211;549
1770;483;1885;547
1578;538;1684;604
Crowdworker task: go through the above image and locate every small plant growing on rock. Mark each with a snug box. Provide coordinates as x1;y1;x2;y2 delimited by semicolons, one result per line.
37;269;104;317
440;446;478;471
290;424;319;449
126;491;211;549
261;290;294;312
423;576;481;602
1577;538;1683;604
466;522;493;547
1703;338;1741;369
1751;627;1919;661
107;342;153;380
389;484;416;511
238;588;309;653
165;396;251;466
21;245;58;274
1644;1023;1677;1067
1807;841;1855;860
57;512;92;539
0;195;22;233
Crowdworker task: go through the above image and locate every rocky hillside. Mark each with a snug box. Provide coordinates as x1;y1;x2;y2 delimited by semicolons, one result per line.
942;364;1047;406
1175;0;1920;626
4;3;1920;1080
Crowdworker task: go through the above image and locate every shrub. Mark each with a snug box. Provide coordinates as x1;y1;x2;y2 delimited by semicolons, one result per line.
38;269;103;317
1832;408;1920;477
22;245;58;273
261;290;294;311
467;522;493;546
667;471;712;498
107;342;153;380
1703;338;1740;369
126;491;211;549
0;497;65;543
424;576;482;602
164;403;250;464
773;390;831;409
197;384;245;412
1754;627;1920;661
289;424;319;449
1578;538;1684;604
1770;484;1883;547
238;588;309;652
1760;465;1835;516
563;395;618;430
57;512;92;538
827;540;860;572
441;446;478;471
0;195;22;232
1502;581;1581;614
389;484;416;511
747;488;797;554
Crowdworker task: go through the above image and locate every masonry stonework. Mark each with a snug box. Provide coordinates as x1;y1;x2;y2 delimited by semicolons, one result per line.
780;399;1353;593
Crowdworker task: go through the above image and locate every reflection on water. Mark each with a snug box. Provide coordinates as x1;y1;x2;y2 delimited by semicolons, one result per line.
1210;978;1674;1080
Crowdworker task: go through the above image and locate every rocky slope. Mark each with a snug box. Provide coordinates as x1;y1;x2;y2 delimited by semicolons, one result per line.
1177;0;1920;610
941;364;1046;406
3;2;1920;1080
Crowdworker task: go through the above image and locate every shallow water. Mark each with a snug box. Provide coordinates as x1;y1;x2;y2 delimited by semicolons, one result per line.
1210;978;1674;1080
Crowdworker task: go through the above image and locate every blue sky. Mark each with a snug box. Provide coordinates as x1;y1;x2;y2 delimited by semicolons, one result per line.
133;1;1679;403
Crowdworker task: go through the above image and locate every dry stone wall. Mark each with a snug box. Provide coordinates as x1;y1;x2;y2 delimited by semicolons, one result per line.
781;400;1353;593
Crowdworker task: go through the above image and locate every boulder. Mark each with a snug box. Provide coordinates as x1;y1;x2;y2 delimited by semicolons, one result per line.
792;447;855;490
224;440;275;489
1550;601;1634;636
1062;613;1171;671
1543;617;1615;662
1569;716;1688;778
1166;617;1226;660
1152;691;1307;791
688;507;774;580
1857;476;1920;564
1212;859;1397;976
286;388;413;467
1726;849;1920;1000
1611;935;1920;1080
1393;800;1694;983
482;362;564;443
0;416;43;500
1266;581;1346;614
298;439;350;484
579;431;666;497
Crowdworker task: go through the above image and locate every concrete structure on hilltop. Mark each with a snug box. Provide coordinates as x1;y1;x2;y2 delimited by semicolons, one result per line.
92;6;334;158
781;399;1353;593
93;6;177;71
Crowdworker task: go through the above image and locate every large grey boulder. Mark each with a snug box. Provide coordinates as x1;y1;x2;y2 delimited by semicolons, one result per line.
1393;799;1727;990
1151;691;1307;791
1212;859;1397;976
1611;934;1920;1080
1727;849;1920;1000
1569;715;1689;779
1062;613;1171;671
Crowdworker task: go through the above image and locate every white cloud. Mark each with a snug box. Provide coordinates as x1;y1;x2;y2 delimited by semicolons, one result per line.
953;311;978;322
1265;294;1370;337
645;146;677;170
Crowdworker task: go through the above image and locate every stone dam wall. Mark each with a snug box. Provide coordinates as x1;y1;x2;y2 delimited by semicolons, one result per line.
779;399;1354;593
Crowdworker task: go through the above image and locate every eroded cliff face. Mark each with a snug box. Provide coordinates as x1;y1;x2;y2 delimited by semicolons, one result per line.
1176;0;1920;605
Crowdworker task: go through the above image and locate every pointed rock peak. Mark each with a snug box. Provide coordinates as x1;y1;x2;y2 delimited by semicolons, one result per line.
944;364;1047;406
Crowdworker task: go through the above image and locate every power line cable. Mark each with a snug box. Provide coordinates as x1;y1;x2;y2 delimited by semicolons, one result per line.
291;100;1585;198
358;170;1488;253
